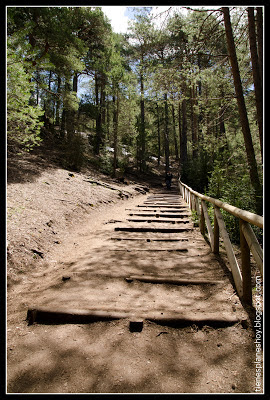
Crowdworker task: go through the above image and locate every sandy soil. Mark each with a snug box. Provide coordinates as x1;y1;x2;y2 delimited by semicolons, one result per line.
6;148;262;394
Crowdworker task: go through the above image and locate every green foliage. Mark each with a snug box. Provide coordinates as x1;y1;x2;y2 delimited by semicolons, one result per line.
63;91;79;113
7;37;44;151
181;149;211;193
7;6;263;229
207;157;260;243
99;149;114;175
62;133;86;172
191;210;199;227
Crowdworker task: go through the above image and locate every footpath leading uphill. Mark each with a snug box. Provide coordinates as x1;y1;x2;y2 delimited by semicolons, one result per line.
26;191;246;326
7;182;257;394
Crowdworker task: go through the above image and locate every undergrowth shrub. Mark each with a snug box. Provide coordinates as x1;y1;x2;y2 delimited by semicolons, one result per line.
207;159;262;244
62;134;86;171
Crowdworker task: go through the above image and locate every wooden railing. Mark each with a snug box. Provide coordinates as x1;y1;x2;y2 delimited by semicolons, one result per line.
178;180;263;305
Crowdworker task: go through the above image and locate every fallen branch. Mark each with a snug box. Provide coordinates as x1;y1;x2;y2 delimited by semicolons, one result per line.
54;198;77;204
84;179;131;198
84;179;118;190
54;198;94;207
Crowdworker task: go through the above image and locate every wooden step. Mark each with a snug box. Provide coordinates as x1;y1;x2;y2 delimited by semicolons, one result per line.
126;208;189;213
136;205;186;209
115;227;193;233
108;248;189;253
128;213;190;218
126;274;223;285
127;219;190;224
143;203;182;206
27;306;244;326
110;237;189;242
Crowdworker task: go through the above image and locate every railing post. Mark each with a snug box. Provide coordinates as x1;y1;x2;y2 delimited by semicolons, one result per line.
195;196;201;218
241;222;263;276
179;180;262;303
213;206;220;254
200;200;206;236
215;207;243;297
239;219;252;305
201;200;214;251
191;193;195;211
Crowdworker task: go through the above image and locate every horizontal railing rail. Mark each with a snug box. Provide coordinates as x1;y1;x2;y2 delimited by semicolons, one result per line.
179;180;263;305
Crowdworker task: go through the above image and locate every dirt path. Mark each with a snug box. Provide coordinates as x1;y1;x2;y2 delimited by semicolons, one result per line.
7;188;258;394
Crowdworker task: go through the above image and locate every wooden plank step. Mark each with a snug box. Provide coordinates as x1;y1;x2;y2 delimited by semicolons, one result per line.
109;248;189;252
128;213;190;218
114;227;193;233
136;205;186;209
146;200;181;203
27;306;244;326
127;219;190;224
110;237;189;242
143;203;182;206
126;275;223;285
147;197;181;201
126;209;189;213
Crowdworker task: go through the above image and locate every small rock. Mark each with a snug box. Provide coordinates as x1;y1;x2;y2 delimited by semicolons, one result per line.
232;384;236;390
62;276;71;281
31;249;44;258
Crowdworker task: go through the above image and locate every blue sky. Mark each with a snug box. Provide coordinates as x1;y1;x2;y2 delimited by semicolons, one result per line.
101;6;183;34
101;6;223;35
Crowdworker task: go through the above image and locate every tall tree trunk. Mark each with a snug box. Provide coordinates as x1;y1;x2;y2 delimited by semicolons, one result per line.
60;79;72;140
171;103;179;160
156;103;161;166
106;98;110;143
164;92;170;172
73;73;78;93
178;100;182;167
55;75;61;126
101;74;106;137
180;95;188;176
35;70;40;106
140;71;146;172
113;88;119;177
48;70;52;91
190;84;198;159
248;7;263;162
66;77;76;142
256;7;263;85
94;72;102;155
218;85;227;153
222;7;262;215
60;108;66;139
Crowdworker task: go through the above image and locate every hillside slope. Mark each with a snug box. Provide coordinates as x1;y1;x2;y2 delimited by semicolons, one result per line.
7;147;150;288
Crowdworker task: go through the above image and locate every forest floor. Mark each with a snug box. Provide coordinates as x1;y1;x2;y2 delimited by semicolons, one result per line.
6;143;261;394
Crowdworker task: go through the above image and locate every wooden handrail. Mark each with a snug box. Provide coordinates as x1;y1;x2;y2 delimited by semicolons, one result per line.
178;179;263;305
179;181;263;228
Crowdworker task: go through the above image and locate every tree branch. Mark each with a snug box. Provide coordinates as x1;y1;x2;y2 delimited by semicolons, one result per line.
31;75;61;98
